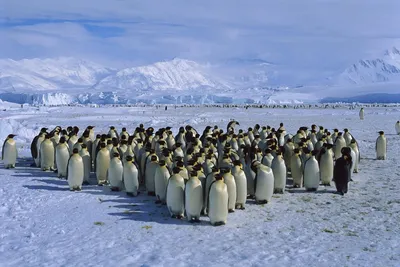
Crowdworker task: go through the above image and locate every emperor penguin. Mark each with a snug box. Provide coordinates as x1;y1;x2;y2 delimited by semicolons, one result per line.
108;126;119;141
222;167;237;213
359;107;365;120
185;169;203;222
319;144;334;186
227;120;240;134
56;137;70;178
79;144;91;185
333;148;352;195
40;134;55;171
303;150;320;191
154;160;170;204
2;134;17;169
349;139;360;173
145;155;159;195
67;132;79;153
204;166;219;215
208;173;229;226
166;167;185;219
232;160;247;210
333;133;346;160
262;148;274;168
85;126;95;141
253;161;274;204
271;151;287;193
108;152;123;191
396;121;400;135
343;129;353;146
120;127;129;141
123;155;139;197
290;148;303;188
376;131;387;160
96;142;110;185
67;148;84;191
30;127;47;167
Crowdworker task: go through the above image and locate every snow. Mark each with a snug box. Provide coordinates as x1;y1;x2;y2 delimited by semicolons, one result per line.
1;105;400;266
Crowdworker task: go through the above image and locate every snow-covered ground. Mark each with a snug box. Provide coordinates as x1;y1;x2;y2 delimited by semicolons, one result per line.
1;104;400;267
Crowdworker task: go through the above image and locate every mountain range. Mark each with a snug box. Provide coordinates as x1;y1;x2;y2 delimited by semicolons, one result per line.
0;47;399;105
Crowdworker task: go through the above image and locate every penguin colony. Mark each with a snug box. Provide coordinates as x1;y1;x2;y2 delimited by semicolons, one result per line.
1;115;394;226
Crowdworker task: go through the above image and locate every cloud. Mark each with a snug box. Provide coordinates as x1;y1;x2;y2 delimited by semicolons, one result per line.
1;0;400;71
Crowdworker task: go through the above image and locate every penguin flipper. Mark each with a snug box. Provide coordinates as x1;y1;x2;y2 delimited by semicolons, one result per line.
2;139;6;160
31;136;39;159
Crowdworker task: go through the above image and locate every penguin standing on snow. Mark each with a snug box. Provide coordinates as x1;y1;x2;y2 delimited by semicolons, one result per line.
2;134;17;169
333;147;352;196
396;121;400;135
376;131;387;160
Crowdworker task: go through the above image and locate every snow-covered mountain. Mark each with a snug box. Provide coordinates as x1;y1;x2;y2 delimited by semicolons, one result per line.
0;57;115;91
93;58;229;91
337;47;400;85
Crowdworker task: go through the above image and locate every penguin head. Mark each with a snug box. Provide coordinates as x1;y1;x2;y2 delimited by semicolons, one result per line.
293;148;300;154
126;155;133;162
113;152;120;158
190;170;198;177
172;166;181;174
344;128;349;133
110;126;115;130
122;127;127;132
341;147;351;156
81;144;87;149
78;138;83;143
87;126;94;130
311;149;319;157
59;137;66;143
215;173;223;181
7;134;17;138
100;142;107;149
159;160;166;166
379;131;384;135
96;134;101;139
72;148;79;154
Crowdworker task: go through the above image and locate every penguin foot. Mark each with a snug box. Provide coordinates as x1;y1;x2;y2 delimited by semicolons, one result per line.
126;192;134;197
82;181;90;185
190;218;201;223
247;195;255;199
353;170;359;173
240;206;245;210
53;169;58;173
11;165;16;169
147;192;156;196
155;200;162;204
322;183;331;186
30;163;36;167
110;187;120;192
256;200;268;205
97;183;104;187
5;166;10;169
212;221;226;226
228;209;235;213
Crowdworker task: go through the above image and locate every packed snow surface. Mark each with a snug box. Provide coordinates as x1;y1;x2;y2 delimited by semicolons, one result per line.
1;105;400;266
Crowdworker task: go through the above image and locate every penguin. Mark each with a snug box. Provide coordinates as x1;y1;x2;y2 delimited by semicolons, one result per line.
343;129;353;146
108;152;123;191
67;148;84;191
96;142;110;185
262;148;274;168
359;107;364;120
208;173;229;226
2;134;17;169
40;134;55;171
222;167;237;213
232;160;247;210
123;155;139;197
166;167;185;219
67;132;79;153
376;131;387;160
204;167;219;215
396;121;400;135
145;155;159;195
56;136;70;178
271;151;287;194
290;148;303;188
154;160;170;204
31;128;47;167
185;169;203;222
120;127;129;141
303;150;320;191
108;126;119;141
333;147;352;195
349;139;360;173
253;161;274;204
319;144;334;186
79;144;91;185
333;133;346;160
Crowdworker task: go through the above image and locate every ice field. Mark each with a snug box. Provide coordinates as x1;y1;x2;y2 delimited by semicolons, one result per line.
1;103;400;267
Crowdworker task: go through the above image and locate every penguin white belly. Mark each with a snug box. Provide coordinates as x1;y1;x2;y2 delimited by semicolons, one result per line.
108;158;123;189
67;157;84;190
208;181;228;225
40;141;55;171
56;146;69;177
145;162;158;193
349;149;356;174
320;153;334;185
272;159;287;193
155;167;170;202
359;110;364;120
185;178;203;221
35;137;44;167
96;150;110;183
80;151;91;183
376;137;387;160
255;165;274;203
232;168;247;208
224;174;237;212
290;156;303;187
334;139;346;160
3;141;17;168
351;146;360;173
166;176;185;217
304;158;320;190
123;163;139;196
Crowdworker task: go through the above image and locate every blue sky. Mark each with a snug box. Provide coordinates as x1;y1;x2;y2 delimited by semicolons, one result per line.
1;0;400;69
